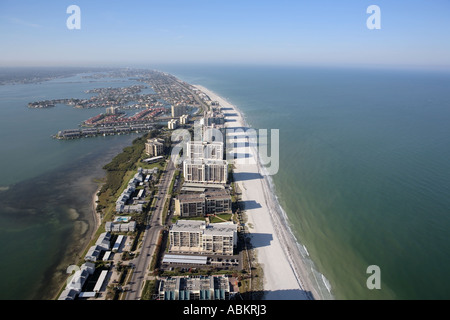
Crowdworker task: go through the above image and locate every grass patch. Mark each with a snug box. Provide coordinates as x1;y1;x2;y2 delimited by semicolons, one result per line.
209;213;233;223
141;280;157;300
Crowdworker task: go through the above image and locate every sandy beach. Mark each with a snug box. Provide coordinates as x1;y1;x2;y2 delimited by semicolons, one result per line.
194;85;324;300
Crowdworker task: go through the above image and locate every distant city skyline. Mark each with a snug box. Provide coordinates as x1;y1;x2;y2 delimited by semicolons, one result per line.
1;0;450;70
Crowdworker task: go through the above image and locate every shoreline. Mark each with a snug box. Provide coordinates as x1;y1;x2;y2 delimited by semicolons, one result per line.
194;84;331;300
51;136;137;300
51;180;103;300
91;184;102;235
51;79;330;300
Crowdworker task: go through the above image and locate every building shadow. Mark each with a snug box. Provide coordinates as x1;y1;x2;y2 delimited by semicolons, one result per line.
223;113;239;117
236;289;314;301
231;153;252;159
232;172;262;181
241;200;262;210
247;233;273;248
224;126;248;131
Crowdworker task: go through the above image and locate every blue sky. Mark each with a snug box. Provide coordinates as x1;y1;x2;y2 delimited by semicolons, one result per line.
1;0;450;70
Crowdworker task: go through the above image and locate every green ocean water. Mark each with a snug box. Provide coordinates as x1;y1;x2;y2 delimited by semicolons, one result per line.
161;65;450;299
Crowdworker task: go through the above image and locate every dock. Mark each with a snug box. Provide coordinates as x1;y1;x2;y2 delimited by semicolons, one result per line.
53;124;155;140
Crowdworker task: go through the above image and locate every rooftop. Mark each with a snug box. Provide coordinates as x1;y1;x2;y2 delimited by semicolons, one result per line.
162;254;208;265
171;220;237;235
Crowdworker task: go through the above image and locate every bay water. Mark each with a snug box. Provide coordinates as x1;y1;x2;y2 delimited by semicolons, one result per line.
0;74;147;299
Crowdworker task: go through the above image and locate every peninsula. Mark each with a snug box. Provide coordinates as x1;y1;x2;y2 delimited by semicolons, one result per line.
51;69;320;300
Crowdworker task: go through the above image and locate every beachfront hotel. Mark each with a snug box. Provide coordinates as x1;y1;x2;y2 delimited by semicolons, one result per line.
187;141;224;160
174;188;232;217
183;159;228;184
169;220;237;256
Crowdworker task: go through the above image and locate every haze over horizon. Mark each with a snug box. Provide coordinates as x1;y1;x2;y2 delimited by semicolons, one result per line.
1;0;450;71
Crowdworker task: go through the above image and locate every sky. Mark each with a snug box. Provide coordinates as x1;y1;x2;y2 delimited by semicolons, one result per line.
1;0;450;70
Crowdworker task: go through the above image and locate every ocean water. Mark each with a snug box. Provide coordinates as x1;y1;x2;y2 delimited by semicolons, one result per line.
160;65;450;299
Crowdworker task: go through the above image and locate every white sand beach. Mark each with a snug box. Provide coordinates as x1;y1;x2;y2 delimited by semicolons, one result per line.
194;85;322;300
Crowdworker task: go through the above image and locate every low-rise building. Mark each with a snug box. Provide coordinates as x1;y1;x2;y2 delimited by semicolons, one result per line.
117;204;143;214
95;232;111;251
85;245;102;262
158;275;235;300
85;233;112;262
116;168;145;213
105;221;137;233
59;262;96;300
58;288;78;300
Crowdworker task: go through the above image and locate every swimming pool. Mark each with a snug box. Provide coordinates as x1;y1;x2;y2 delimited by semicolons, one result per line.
114;216;131;223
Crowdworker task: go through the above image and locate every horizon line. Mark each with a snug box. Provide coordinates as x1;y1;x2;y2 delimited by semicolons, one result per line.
1;62;450;74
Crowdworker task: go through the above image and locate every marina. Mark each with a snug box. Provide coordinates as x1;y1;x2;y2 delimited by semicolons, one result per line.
54;124;156;140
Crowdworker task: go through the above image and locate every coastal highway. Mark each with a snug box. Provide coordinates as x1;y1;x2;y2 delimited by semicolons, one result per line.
125;157;176;300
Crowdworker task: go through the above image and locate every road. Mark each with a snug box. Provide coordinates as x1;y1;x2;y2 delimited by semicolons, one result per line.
125;157;176;300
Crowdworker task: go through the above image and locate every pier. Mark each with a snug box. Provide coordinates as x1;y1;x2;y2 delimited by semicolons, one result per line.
54;124;155;140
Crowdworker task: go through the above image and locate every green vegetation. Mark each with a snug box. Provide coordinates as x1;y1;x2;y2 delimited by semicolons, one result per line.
112;265;132;300
161;198;171;224
141;280;157;300
149;230;164;273
209;213;233;223
100;134;149;196
168;169;180;196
